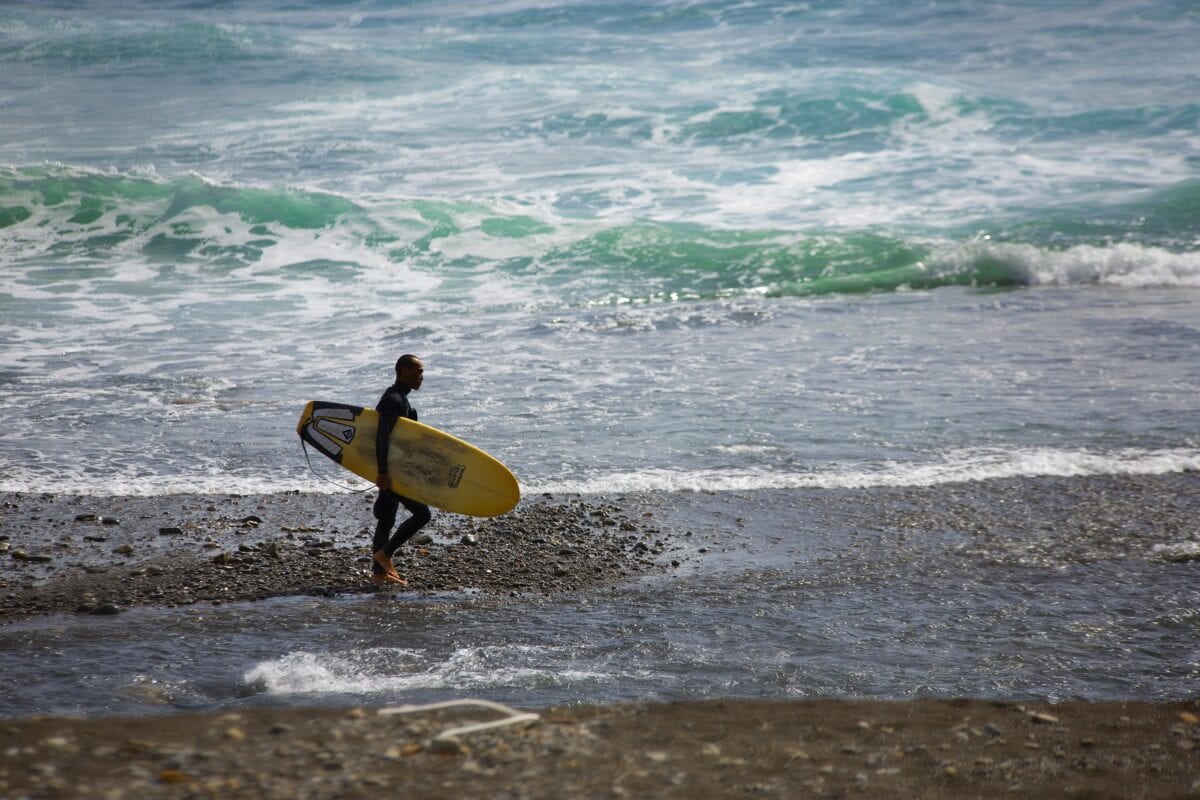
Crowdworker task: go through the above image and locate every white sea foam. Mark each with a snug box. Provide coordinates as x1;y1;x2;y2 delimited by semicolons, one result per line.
528;448;1200;495
245;645;607;696
0;470;360;497
926;242;1200;288
2;447;1195;498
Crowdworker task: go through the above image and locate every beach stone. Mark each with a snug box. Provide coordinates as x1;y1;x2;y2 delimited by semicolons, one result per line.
112;544;134;556
100;517;120;526
413;533;433;545
1029;712;1059;725
985;723;1004;737
158;527;183;536
75;513;98;522
428;737;465;755
89;603;121;616
461;534;478;545
10;549;29;561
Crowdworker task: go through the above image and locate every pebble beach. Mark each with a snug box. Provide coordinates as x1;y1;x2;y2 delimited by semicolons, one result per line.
0;493;675;623
3;482;1200;797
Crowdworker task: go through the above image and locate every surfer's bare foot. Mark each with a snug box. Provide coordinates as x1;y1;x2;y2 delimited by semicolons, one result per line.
373;550;402;581
371;573;407;586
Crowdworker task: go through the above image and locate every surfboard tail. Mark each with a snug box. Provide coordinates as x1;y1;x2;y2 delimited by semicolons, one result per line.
297;400;367;467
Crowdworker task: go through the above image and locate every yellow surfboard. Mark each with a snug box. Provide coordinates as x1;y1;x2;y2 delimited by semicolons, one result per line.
296;400;519;517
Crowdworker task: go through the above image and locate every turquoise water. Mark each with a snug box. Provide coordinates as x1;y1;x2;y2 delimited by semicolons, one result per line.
1;1;1198;714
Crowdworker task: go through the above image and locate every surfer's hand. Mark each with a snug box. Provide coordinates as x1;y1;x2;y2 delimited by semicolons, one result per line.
376;472;390;490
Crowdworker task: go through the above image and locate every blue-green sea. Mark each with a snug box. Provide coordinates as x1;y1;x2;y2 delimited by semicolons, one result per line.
1;1;1198;716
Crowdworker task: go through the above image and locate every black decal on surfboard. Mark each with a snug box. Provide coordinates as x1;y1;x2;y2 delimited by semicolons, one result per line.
448;464;465;488
302;405;359;463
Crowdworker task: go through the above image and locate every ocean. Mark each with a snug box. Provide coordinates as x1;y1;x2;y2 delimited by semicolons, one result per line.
1;0;1198;717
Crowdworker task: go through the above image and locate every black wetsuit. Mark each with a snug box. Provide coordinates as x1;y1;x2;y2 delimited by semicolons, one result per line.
372;383;432;572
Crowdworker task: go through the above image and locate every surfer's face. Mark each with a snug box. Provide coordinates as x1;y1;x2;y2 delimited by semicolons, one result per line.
398;358;424;391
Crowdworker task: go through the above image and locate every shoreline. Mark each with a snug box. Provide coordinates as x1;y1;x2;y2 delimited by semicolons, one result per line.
2;698;1198;798
4;477;1200;796
0;492;683;624
4;471;1198;625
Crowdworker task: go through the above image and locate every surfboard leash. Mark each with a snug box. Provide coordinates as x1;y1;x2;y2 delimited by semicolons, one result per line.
299;439;374;493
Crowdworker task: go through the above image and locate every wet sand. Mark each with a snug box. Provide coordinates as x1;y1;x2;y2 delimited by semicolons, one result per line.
2;698;1198;798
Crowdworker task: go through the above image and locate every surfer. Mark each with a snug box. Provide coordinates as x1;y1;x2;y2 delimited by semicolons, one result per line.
371;354;432;585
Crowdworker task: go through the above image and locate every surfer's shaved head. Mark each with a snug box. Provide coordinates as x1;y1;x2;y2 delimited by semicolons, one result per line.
395;354;422;374
395;354;424;392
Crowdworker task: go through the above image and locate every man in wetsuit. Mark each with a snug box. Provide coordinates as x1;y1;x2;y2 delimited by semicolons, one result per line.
371;354;432;585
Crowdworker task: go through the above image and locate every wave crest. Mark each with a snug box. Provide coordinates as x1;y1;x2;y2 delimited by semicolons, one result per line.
4;165;1198;307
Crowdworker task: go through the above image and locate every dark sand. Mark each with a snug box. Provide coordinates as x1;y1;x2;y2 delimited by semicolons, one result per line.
2;699;1198;798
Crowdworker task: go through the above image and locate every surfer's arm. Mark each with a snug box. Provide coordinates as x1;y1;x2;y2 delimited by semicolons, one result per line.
375;401;401;488
376;412;394;487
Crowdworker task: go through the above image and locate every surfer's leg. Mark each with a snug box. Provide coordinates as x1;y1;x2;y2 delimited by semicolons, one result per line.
372;492;405;582
384;497;432;556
